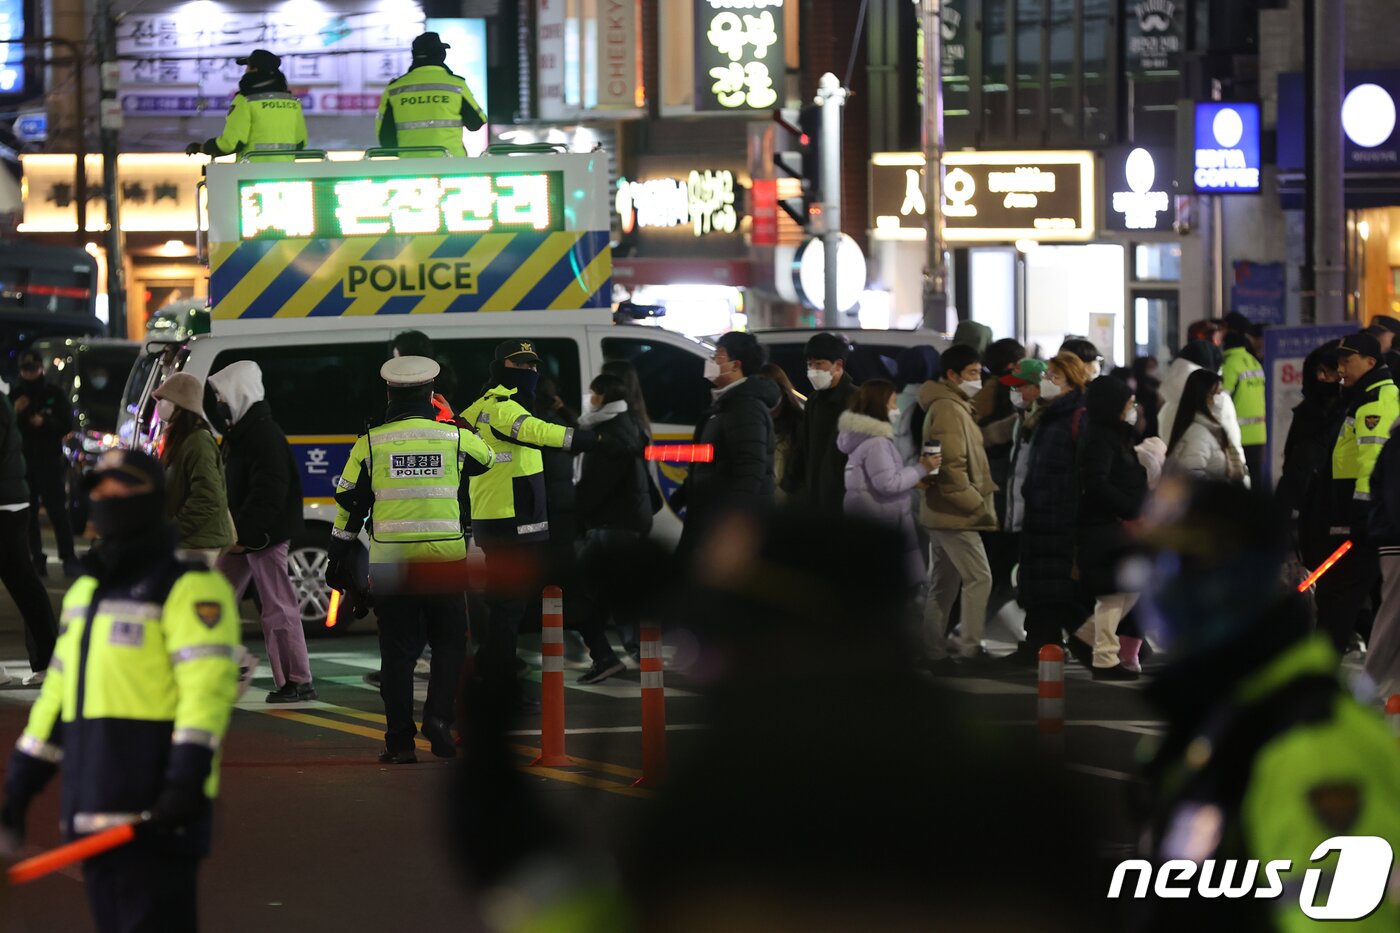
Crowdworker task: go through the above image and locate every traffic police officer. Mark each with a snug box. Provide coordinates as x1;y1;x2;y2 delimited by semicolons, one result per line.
1312;331;1399;653
376;32;486;157
1221;330;1267;490
461;341;595;705
328;356;493;763
0;449;241;933
185;48;307;159
1137;479;1400;932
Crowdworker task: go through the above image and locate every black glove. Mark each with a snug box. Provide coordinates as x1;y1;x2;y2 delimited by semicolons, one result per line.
325;556;352;593
1;748;60;852
147;744;213;834
184;142;203;156
0;796;28;853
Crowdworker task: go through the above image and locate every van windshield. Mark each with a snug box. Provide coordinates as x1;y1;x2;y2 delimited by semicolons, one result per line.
78;345;141;432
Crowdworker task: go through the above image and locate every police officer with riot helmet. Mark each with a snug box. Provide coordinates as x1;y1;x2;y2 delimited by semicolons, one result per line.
185;48;307;159
328;356;493;764
376;32;486;157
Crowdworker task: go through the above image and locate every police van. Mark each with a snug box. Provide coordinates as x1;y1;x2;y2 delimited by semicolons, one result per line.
123;149;713;633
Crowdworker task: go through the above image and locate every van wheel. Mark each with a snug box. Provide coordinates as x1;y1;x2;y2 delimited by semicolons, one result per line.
287;526;344;637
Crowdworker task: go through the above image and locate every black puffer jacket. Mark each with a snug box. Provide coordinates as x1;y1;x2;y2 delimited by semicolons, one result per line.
781;373;857;514
679;377;780;549
1018;390;1084;609
10;375;71;467
577;409;652;535
1076;377;1147;598
0;393;29;506
223;400;304;550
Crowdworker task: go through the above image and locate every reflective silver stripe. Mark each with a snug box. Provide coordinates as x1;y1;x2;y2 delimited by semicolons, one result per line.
396;119;462;130
375;519;462;534
251;142;297;150
374;427;460;444
331;527;357;541
517;521;549;535
477;412;490;424
48;656;63;674
100;599;162;619
562;427;576;451
17;734;62;763
244;92;299;101
1346;417;1356;427
494;451;513;463
171;644;239;665
509;414;530;439
73;812;142;834
172;728;220;750
1242;370;1265;379
1355;492;1373;501
335;476;356;490
1328;526;1351;535
1238;417;1265;425
374;486;458;500
61;607;84;621
391;82;462;94
1359;436;1387;444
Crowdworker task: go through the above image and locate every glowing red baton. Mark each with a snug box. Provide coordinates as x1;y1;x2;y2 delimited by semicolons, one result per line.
1297;540;1354;593
325;588;341;629
645;444;714;463
7;823;138;885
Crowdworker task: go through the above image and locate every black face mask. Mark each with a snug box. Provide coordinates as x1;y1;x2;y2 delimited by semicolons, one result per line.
215;401;234;426
498;367;540;404
91;493;161;541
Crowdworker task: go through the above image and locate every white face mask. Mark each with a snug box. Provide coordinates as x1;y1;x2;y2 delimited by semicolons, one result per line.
1088;361;1102;380
1039;378;1063;400
959;379;983;398
1209;393;1224;414
807;368;834;391
703;358;723;384
156;398;176;422
1010;389;1027;411
1124;407;1139;426
888;407;901;425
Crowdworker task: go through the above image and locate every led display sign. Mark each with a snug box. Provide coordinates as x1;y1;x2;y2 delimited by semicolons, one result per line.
693;0;784;112
1105;146;1175;232
615;170;738;237
237;172;565;240
1192;102;1261;193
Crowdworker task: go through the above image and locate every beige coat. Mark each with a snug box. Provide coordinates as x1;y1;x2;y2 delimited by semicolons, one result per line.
917;379;999;532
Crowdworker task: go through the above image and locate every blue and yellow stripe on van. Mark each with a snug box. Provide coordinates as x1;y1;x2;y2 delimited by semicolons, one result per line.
209;231;611;320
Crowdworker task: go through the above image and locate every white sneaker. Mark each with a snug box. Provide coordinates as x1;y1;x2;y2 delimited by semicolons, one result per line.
0;666;11;687
22;670;45;687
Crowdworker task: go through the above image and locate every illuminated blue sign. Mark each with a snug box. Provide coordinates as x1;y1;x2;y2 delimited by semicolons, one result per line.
1192;102;1261;193
0;0;24;95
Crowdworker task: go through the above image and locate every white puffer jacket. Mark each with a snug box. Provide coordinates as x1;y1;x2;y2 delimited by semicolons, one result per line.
1166;413;1248;486
1158;357;1248;465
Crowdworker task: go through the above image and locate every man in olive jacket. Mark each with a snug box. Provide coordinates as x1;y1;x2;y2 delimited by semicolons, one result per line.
919;344;998;669
781;332;857;514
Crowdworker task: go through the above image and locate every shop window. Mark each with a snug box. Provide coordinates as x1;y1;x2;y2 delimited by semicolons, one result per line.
602;336;710;427
982;0;1010;142
1047;0;1077;142
1134;243;1182;282
1082;0;1112;142
1014;0;1042;135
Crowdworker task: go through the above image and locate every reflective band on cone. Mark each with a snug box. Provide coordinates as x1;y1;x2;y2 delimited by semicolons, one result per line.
531;585;572;768
635;623;667;788
1387;695;1400;738
1037;645;1065;751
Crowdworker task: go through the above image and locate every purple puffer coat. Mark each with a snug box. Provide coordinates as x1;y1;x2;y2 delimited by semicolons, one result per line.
837;411;929;583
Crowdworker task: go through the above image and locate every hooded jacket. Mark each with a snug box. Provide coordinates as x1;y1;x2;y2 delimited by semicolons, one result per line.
837;411;927;578
781;372;857;514
678;376;779;550
1076;377;1147;598
1159;352;1246;462
950;321;992;356
207;363;304;550
918;379;997;532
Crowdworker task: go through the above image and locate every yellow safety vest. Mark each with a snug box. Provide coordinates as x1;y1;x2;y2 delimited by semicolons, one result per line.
214;91;307;160
1332;374;1399;500
332;416;492;564
1222;346;1267;447
375;65;485;157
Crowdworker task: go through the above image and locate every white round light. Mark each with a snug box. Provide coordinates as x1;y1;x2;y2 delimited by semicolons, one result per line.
1124;148;1156;194
1212;107;1244;148
1342;83;1397;149
794;234;867;314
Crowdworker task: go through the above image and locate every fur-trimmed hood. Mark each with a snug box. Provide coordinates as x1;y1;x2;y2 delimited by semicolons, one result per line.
836;410;894;454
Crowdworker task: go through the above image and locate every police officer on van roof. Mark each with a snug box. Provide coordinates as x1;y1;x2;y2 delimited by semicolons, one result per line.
328;356;493;763
376;32;486;158
185;48;307;160
461;341;596;707
0;449;242;932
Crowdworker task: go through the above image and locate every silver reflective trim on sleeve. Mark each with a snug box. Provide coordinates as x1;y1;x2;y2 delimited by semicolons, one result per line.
334;476;357;490
561;427;576;451
477;411;490;424
517;521;549;535
396;119;463;130
331;527;357;541
1328;526;1352;536
391;82;463;94
172;727;220;750
1355;491;1373;501
1241;369;1265;379
1237;417;1266;426
374;427;460;444
509;414;530;439
1359;436;1387;444
72;812;142;834
170;644;240;665
47;656;63;674
374;519;463;534
1346;417;1356;427
17;734;62;763
374;486;458;500
251;142;297;150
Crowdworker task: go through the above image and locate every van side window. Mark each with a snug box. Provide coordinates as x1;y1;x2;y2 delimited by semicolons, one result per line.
601;337;708;426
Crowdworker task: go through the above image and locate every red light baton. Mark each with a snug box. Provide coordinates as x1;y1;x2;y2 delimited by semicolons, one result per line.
645;444;714;463
325;588;341;629
7;823;139;885
1297;540;1354;593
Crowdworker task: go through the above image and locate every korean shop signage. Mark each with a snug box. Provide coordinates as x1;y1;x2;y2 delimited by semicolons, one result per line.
693;0;784;112
615;170;740;238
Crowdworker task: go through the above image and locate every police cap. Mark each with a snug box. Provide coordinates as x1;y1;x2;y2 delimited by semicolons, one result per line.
85;448;164;495
380;355;441;388
411;32;451;56
494;340;541;365
235;49;281;70
1337;331;1382;362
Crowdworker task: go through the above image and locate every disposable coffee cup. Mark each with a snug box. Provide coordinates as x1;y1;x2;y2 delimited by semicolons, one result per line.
923;441;940;475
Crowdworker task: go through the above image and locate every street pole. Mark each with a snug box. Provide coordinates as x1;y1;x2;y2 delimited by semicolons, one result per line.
1313;0;1345;324
816;72;846;328
920;0;948;330
94;0;125;338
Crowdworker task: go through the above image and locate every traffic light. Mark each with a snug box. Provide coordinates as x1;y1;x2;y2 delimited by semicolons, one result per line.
773;104;823;227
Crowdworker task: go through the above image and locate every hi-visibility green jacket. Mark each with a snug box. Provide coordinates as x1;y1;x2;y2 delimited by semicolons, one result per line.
1223;346;1267;447
375;64;486;157
201;73;307;160
460;386;589;543
332;412;493;565
1332;366;1399;502
14;558;240;843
